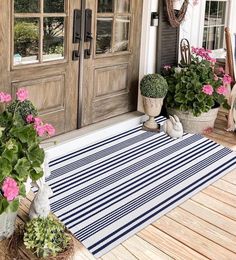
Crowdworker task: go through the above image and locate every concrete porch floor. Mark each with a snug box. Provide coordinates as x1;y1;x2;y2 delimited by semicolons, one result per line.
0;110;236;260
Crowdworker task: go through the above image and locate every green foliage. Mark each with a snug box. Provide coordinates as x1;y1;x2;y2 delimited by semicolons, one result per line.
163;56;230;117
0;100;44;214
24;217;71;258
140;74;168;98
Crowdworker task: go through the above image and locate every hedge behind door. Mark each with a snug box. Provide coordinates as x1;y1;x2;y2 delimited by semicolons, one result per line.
81;0;143;126
0;0;80;135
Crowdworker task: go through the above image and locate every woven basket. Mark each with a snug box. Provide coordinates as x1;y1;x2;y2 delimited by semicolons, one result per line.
167;107;219;134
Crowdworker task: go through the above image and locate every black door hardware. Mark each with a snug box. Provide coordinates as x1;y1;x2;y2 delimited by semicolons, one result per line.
84;9;93;59
73;9;82;43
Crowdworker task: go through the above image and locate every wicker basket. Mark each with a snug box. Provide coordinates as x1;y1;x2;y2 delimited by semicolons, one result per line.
167;107;219;134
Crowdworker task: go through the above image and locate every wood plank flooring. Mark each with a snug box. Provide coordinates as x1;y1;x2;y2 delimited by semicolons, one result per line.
0;111;236;260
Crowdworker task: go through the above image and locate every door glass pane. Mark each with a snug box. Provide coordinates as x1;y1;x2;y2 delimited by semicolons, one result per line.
116;0;130;13
44;0;64;13
96;18;113;54
43;17;65;61
14;0;40;13
14;18;40;65
114;16;130;52
97;0;114;13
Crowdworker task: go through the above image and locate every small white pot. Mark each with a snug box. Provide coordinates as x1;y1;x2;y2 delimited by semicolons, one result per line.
143;96;164;129
0;211;17;240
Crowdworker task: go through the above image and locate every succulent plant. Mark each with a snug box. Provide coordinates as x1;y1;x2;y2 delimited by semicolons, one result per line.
140;74;168;98
24;217;71;258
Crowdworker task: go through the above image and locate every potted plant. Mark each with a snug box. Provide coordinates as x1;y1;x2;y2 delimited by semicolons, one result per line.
0;88;55;240
140;74;168;129
162;47;231;133
23;216;73;259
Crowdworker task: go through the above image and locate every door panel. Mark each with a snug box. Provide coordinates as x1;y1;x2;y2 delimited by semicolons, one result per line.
0;0;80;135
81;0;143;126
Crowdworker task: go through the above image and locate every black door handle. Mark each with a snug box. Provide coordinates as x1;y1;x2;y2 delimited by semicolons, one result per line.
84;34;93;59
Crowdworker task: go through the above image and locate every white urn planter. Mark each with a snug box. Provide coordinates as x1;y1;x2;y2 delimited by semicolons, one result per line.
0;211;17;240
167;107;219;134
143;96;164;129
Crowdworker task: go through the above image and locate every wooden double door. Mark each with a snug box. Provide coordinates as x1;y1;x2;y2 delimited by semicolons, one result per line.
0;0;142;135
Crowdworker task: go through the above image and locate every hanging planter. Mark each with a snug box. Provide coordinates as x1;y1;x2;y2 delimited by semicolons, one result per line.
165;0;189;28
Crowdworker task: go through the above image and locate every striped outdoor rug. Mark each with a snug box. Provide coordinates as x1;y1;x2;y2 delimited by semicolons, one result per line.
47;117;236;258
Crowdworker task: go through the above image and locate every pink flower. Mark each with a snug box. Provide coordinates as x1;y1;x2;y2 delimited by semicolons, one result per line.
0;92;12;103
216;66;225;74
191;47;216;63
223;74;232;85
202;84;214;95
26;114;34;123
16;88;29;102
164;65;171;70
34;124;46;137
34;117;43;126
217;85;228;96
2;177;19;201
44;123;55;136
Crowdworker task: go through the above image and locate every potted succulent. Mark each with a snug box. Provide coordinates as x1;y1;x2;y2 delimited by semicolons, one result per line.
162;47;231;133
23;216;73;259
140;74;168;129
0;88;55;240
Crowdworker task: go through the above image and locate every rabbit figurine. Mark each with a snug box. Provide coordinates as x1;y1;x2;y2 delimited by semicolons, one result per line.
163;115;183;139
29;179;53;219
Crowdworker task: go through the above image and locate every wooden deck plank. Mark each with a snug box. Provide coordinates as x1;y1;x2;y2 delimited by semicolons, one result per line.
153;216;236;260
122;235;173;260
180;199;236;236
192;192;236;221
138;225;207;260
222;171;236;185
202;185;236;207
102;244;138;260
167;207;236;253
213;179;236;196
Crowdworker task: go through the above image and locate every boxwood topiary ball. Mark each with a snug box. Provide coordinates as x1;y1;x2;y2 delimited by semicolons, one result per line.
140;74;168;98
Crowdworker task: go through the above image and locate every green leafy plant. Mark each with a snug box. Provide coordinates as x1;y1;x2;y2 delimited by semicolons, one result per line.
0;89;55;215
140;74;168;98
24;217;71;258
162;47;231;116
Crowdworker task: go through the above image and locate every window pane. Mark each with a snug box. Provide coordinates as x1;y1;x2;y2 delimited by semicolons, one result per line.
114;16;130;52
204;1;210;26
116;0;130;13
43;17;65;61
14;0;40;13
217;2;226;25
209;1;218;26
14;18;39;65
96;18;113;54
97;0;114;13
44;0;64;13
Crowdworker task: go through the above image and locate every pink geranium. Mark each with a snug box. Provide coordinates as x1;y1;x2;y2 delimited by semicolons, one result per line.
164;65;171;70
217;85;228;96
0;92;12;103
26;114;34;123
202;84;214;95
44;123;56;136
34;124;46;137
223;74;232;85
16;88;29;102
191;47;216;63
34;117;43;126
2;177;19;201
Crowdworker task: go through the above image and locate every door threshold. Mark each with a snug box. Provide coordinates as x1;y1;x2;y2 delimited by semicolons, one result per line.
42;112;147;161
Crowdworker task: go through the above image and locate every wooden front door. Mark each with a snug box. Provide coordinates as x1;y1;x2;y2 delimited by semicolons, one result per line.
81;0;143;126
0;0;80;135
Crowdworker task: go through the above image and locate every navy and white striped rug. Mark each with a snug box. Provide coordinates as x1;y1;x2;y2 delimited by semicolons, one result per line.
47;117;236;258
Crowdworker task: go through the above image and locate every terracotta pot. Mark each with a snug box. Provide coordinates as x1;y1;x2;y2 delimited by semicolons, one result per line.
0;211;17;241
143;96;164;129
167;107;219;134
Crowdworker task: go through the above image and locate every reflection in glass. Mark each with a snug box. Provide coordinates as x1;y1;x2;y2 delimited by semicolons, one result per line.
116;0;130;13
217;2;226;25
44;0;64;13
97;0;114;13
14;0;40;13
14;18;39;65
204;1;210;26
114;16;130;52
96;18;113;54
43;17;65;61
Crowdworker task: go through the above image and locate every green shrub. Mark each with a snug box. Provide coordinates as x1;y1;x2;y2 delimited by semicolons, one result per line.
24;217;71;258
140;74;168;98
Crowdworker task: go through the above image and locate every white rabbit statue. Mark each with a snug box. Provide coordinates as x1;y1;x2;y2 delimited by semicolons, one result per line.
163;115;184;139
29;179;53;219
